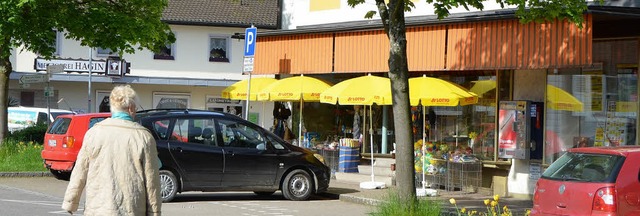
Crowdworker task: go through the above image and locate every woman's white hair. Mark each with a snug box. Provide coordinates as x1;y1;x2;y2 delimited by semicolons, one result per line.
109;85;137;113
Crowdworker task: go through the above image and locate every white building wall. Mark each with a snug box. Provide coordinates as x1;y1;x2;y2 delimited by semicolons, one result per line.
9;23;275;128
13;25;248;81
282;0;506;29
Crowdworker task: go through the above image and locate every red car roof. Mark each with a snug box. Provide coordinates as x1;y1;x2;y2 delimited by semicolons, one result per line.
56;112;111;119
568;146;640;157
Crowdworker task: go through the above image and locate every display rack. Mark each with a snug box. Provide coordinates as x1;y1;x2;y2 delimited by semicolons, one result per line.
446;161;482;192
421;159;482;193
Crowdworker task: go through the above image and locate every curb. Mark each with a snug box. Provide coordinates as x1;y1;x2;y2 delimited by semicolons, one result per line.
0;172;52;178
338;194;384;206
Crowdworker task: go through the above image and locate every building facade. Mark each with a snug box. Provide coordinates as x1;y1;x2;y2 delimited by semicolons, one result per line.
255;0;640;197
9;0;281;128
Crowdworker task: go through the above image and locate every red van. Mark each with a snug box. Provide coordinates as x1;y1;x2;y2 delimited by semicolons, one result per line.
532;146;640;215
41;113;111;180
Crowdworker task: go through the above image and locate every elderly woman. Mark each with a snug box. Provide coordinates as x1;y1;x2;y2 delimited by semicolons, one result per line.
62;85;161;215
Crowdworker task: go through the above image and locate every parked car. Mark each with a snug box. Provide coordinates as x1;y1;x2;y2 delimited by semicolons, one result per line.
136;109;330;202
9;106;74;132
532;146;640;215
42;109;330;202
41;113;111;180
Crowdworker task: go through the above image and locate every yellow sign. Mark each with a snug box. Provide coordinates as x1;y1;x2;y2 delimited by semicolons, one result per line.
616;101;638;112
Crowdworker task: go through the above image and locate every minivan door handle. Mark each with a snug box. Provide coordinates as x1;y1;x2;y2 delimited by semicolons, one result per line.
171;147;183;153
227;151;234;157
556;203;567;208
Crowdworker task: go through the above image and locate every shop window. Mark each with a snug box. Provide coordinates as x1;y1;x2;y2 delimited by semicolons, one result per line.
153;43;175;60
209;36;229;62
545;40;639;165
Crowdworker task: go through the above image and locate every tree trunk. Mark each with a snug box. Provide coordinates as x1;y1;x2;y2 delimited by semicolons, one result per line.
0;55;11;144
387;0;416;202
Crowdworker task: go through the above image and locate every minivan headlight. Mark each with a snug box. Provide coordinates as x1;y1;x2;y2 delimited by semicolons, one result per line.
313;153;325;164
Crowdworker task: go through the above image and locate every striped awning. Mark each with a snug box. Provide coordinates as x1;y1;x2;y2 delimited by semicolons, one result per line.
252;15;592;74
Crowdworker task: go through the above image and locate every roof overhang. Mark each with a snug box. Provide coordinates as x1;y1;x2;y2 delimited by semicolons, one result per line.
10;71;237;87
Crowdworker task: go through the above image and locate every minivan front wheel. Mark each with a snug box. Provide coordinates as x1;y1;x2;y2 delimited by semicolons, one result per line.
159;170;178;202
282;169;313;201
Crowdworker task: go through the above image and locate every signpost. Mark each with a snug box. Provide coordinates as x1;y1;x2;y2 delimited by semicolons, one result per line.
243;26;257;120
19;74;48;84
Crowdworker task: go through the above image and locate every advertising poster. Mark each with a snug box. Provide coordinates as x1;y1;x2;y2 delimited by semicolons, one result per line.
498;108;517;158
498;101;529;159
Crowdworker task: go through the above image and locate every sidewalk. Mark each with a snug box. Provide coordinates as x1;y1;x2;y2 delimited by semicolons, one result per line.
1;171;533;214
324;177;533;215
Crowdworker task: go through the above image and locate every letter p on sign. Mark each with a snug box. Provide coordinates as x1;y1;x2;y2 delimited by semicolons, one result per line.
244;27;257;57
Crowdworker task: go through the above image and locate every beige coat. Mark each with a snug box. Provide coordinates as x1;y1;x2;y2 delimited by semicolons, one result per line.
62;118;161;216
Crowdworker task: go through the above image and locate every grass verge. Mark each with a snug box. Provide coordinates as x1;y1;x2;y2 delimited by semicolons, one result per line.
0;140;46;172
369;190;442;216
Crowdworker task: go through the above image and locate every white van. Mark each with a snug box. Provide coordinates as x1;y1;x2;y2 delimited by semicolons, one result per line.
8;107;74;132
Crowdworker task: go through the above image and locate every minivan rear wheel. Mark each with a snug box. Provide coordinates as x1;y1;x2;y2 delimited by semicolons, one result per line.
159;170;178;202
49;169;71;181
282;169;313;201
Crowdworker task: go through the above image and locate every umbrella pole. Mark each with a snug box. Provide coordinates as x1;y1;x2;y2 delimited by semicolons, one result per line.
422;105;426;191
299;98;303;147
369;105;375;183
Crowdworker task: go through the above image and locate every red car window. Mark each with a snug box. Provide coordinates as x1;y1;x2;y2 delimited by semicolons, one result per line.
542;152;624;183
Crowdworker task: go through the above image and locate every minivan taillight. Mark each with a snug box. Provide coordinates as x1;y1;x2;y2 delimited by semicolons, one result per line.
593;186;616;212
63;136;75;148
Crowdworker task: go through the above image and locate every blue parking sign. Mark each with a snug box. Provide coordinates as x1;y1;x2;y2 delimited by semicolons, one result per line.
244;27;257;57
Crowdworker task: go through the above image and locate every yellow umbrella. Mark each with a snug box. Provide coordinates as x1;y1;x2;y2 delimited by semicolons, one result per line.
258;75;330;102
408;75;478;187
221;77;277;101
320;74;391;188
409;75;478;106
470;80;497;97
320;74;392;105
258;75;331;146
547;84;583;112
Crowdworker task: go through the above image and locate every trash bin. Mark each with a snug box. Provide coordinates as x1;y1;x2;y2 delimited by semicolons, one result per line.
338;146;359;173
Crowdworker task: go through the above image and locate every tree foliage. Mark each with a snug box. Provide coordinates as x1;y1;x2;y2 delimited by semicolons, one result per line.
0;0;175;142
346;0;590;204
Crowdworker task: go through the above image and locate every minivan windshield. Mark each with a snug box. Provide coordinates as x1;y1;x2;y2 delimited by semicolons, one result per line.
541;152;624;183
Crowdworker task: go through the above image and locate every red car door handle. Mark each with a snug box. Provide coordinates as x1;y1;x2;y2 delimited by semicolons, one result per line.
557;203;567;208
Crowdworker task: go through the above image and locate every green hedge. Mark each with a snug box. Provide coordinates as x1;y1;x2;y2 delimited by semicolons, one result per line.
8;124;48;144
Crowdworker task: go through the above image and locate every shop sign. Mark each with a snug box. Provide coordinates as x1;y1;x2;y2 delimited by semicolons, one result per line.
35;58;106;73
34;58;130;75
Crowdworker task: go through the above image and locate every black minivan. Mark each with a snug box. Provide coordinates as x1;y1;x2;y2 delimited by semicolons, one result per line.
136;109;330;202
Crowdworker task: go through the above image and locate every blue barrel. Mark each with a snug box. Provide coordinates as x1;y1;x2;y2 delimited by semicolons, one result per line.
338;147;359;173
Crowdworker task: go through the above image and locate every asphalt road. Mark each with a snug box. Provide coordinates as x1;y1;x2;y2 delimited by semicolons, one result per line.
0;177;373;216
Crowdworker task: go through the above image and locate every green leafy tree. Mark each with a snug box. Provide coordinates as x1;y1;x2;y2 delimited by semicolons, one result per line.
346;0;589;203
0;0;175;143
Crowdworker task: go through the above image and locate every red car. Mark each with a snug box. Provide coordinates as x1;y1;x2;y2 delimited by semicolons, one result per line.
532;146;640;216
41;113;111;180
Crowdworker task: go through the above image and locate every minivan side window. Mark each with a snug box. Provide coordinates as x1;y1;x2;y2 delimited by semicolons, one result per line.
217;119;265;149
169;118;216;145
152;120;172;141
